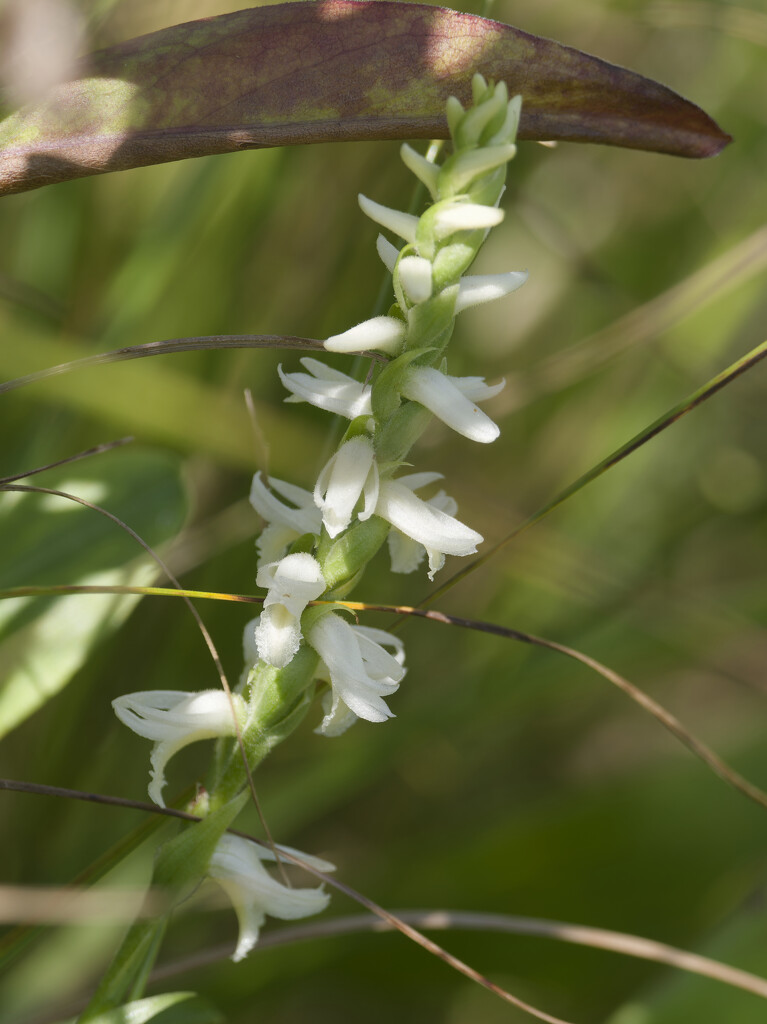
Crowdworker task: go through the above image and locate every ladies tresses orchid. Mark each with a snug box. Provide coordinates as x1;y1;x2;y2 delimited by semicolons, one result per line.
307;614;406;728
112;690;247;807
249;472;321;568
278;358;372;419
209;833;333;961
387;487;458;577
400;366;504;443
314;435;379;538
375;475;483;579
254;553;326;668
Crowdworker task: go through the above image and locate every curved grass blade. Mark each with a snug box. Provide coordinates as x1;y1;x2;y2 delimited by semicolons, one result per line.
0;1;730;197
427;338;767;602
152;911;767;1004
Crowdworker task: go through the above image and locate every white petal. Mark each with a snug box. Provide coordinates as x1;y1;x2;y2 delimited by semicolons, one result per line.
324;316;406;355
256;522;300;568
376;480;483;557
448;375;506;402
387;528;426;574
398;255;432;304
316;689;359;737
376;233;400;274
314;437;378;538
400;366;500;443
394;471;444;491
358;193;418;244
433;203;504;238
278;362;372;419
455;271;528;313
249;472;320;536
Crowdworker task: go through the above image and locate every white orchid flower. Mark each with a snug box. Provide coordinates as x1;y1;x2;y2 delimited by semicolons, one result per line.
249;472;321;568
386;486;458;577
433;202;504;238
375;234;526;313
112;690;247;807
278;358;372;419
209;833;333;962
307;614;406;729
314;436;379;539
375;474;482;579
324;315;406;355
399;366;504;443
253;553;326;669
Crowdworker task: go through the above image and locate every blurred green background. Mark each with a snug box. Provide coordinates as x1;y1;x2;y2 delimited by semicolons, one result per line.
1;0;766;1021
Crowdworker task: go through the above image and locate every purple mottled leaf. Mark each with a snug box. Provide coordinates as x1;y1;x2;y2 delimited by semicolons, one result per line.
0;1;730;197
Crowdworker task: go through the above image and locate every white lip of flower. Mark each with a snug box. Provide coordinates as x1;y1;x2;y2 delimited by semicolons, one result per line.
209;833;333;962
374;476;483;579
433;202;505;239
254;553;326;668
112;690;247;807
278;358;372;419
314;435;379;539
307;613;406;727
324;315;406;356
249;473;321;568
358;193;418;244
375;234;526;314
399;366;505;444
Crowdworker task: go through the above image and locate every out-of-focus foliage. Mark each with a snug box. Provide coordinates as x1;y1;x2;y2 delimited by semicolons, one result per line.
0;1;766;1022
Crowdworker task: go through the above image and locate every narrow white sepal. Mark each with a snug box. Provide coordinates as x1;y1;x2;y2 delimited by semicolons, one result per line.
376;233;400;274
209;833;331;962
278;360;372;419
314;436;379;538
324;316;406;355
398;255;432;304
433;203;504;238
400;366;500;443
455;271;528;313
358;193;418;244
112;690;246;807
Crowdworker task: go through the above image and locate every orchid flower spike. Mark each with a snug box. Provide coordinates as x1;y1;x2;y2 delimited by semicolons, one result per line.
375;474;483;579
254;553;326;668
249;472;321;568
209;833;333;961
314;435;379;538
278;358;373;420
307;614;406;730
112;690;247;807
